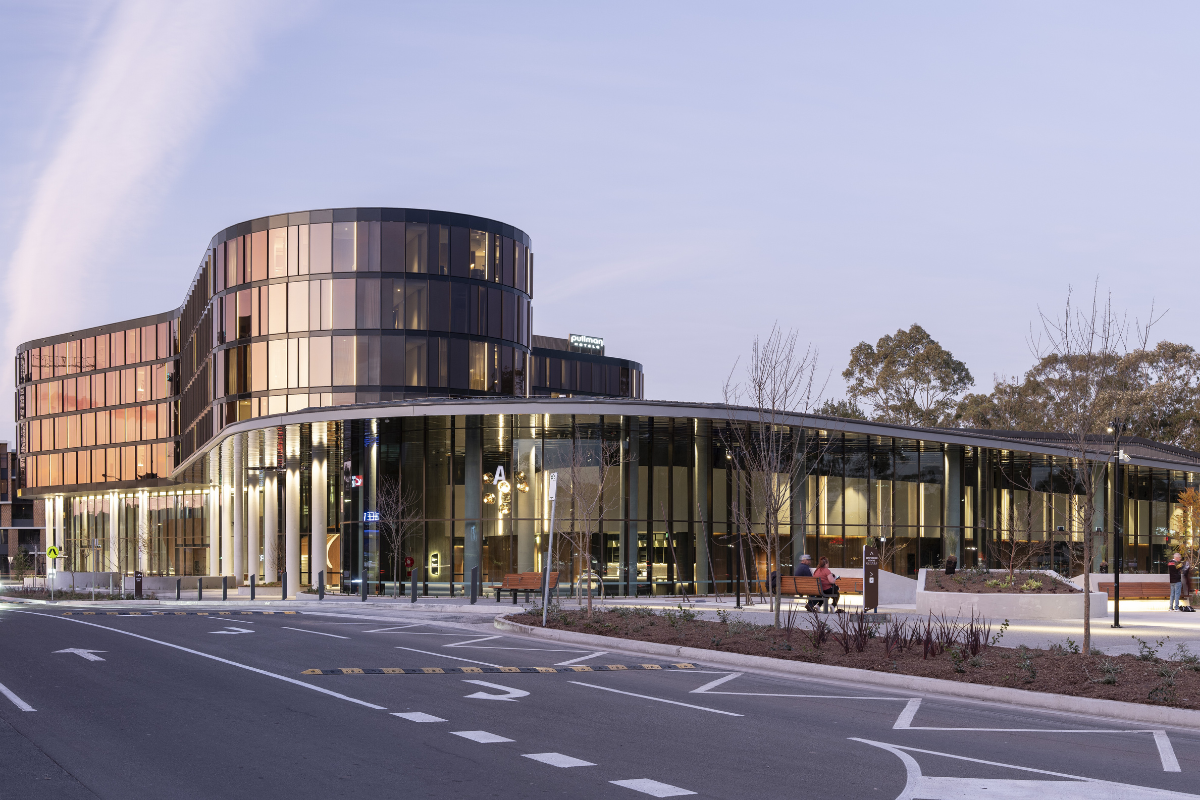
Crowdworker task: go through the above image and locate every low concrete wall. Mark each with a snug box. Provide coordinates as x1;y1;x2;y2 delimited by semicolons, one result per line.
821;568;917;605
123;575;234;593
33;572;233;592
917;568;1107;620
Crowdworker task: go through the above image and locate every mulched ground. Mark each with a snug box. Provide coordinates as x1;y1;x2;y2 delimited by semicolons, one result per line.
511;606;1200;709
925;570;1080;594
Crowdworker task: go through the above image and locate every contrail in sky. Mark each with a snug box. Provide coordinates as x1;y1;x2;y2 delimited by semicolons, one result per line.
2;0;282;439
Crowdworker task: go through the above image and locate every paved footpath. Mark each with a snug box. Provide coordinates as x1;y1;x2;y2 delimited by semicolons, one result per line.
3;598;1200;798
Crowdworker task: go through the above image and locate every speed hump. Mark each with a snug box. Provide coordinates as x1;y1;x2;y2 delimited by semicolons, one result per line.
46;545;61;559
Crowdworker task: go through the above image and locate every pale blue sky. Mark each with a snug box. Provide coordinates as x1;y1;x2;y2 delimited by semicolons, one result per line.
2;2;1198;440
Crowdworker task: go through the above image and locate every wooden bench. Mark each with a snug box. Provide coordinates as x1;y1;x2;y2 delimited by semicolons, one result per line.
779;576;839;612
495;572;559;604
835;577;863;594
1097;582;1172;600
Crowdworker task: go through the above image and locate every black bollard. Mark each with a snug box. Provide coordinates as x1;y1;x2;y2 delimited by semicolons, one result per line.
198;579;203;601
176;578;181;601
318;571;324;601
281;571;287;601
250;574;256;601
222;575;228;601
470;566;478;605
411;568;419;603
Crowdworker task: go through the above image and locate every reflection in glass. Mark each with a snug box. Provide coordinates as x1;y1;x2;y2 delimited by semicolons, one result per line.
406;280;427;330
406;224;428;273
469;230;488;280
333;222;356;272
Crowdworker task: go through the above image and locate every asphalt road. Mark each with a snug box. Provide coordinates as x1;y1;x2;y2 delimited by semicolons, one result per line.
2;603;1199;799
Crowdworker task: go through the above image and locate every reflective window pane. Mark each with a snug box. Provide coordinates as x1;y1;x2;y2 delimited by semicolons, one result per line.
333;222;356;272
406;224;428;273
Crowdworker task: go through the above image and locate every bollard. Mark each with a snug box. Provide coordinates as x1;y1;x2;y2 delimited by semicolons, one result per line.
470;566;478;605
250;574;256;601
411;568;419;603
198;580;203;601
176;578;181;601
360;574;367;602
222;575;228;601
318;571;324;601
281;571;287;601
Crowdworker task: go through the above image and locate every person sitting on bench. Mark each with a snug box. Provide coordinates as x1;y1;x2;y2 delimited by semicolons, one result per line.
813;556;839;612
794;554;818;611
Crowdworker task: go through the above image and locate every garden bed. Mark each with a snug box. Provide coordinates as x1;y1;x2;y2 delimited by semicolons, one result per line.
925;570;1079;594
510;606;1200;709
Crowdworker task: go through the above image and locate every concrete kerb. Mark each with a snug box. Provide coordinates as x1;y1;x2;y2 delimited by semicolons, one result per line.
495;615;1200;731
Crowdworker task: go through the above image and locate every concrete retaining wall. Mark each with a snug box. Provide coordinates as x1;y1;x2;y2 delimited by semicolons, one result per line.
917;568;1107;620
821;568;917;605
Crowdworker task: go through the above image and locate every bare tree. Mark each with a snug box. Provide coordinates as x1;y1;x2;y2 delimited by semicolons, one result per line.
1028;282;1160;654
724;324;829;629
377;473;424;596
557;430;620;618
987;469;1050;584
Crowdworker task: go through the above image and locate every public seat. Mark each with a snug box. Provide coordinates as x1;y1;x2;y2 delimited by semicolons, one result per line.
1097;582;1172;600
779;576;839;612
495;572;558;604
835;577;863;594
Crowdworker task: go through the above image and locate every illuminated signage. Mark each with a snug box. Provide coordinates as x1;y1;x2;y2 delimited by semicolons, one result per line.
363;511;379;522
569;334;604;355
350;475;363;488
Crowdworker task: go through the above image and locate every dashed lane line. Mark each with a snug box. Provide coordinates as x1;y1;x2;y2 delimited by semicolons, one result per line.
302;664;697;675
523;753;595;768
16;611;386;710
391;712;446;722
451;730;513;744
610;778;696;797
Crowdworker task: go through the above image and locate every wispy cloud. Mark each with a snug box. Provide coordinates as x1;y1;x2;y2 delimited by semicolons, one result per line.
2;0;283;438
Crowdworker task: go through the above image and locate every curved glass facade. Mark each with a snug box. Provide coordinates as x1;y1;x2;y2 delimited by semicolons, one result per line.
14;206;1197;590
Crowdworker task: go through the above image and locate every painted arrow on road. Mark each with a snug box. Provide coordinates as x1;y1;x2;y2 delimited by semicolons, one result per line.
463;680;530;701
853;738;1200;799
54;648;106;661
210;627;255;635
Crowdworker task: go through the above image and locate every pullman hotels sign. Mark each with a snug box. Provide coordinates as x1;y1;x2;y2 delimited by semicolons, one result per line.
569;334;604;355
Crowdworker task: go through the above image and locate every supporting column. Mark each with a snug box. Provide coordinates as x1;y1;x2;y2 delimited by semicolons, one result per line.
624;416;640;597
233;434;244;583
137;492;149;573
694;420;710;595
285;455;300;600
106;492;118;575
945;447;963;565
516;440;536;573
247;472;260;583
220;478;233;577
207;487;220;576
312;426;327;588
463;416;482;588
264;472;278;583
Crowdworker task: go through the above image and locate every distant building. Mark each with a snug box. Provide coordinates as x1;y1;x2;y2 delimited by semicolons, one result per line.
0;442;45;576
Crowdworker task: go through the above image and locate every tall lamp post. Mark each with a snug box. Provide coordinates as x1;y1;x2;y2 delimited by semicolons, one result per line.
1109;418;1130;629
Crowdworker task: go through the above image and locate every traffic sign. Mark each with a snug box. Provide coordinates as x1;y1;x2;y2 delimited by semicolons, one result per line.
46;545;61;559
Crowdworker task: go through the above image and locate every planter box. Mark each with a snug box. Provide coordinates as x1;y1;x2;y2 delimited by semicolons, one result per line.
916;568;1107;620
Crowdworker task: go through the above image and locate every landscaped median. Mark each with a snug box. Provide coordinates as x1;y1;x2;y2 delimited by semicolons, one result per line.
496;606;1200;728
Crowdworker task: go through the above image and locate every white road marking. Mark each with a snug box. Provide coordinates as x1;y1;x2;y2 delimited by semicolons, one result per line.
393;646;501;668
210;627;255;635
463;680;530;701
568;682;743;716
523;752;596;768
852;738;1198;799
391;712;446;722
53;648;106;662
1154;731;1182;773
451;730;513;743
610;778;696;797
364;624;430;633
21;611;387;710
691;671;901;699
281;627;349;639
0;680;35;712
555;652;609;666
444;635;502;647
893;698;1182;772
